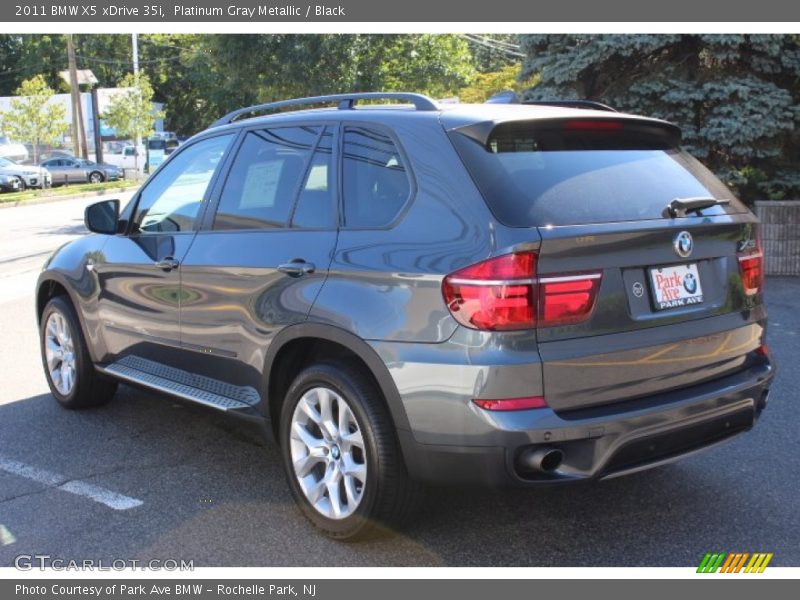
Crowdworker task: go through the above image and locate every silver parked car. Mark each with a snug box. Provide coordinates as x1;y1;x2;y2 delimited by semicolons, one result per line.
40;157;123;186
0;156;51;190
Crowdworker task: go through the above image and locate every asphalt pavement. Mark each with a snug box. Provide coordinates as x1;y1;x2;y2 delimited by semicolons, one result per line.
0;196;797;567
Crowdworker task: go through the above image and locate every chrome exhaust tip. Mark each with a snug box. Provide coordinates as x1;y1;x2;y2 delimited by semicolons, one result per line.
517;446;564;474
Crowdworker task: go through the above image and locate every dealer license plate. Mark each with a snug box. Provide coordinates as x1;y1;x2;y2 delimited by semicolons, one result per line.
649;263;704;310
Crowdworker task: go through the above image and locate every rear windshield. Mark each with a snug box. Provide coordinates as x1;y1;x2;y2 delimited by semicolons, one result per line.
449;121;748;227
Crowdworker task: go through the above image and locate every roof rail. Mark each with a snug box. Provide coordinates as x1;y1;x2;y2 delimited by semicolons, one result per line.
212;92;439;127
485;91;617;112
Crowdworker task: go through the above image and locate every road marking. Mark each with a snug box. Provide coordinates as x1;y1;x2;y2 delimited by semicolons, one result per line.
0;524;16;546
0;455;143;511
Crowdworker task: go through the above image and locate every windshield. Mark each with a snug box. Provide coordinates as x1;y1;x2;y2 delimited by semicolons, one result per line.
0;157;15;167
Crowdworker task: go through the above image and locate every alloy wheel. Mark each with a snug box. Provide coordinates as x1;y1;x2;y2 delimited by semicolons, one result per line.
289;386;367;520
44;311;76;396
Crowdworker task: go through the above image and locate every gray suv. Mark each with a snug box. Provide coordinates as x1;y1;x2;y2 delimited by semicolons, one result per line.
36;92;774;540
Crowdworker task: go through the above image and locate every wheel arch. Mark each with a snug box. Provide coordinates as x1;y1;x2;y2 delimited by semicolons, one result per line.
36;272;103;363
36;276;72;324
262;323;412;439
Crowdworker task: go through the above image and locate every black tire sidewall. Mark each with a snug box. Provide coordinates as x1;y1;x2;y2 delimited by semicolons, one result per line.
279;362;389;540
89;172;104;184
40;296;91;408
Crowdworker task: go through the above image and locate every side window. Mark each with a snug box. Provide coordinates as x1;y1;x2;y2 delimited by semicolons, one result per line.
133;134;233;234
342;126;411;228
214;126;319;231
291;127;334;228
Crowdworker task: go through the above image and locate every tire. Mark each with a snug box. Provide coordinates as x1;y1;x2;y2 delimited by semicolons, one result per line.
88;171;105;184
40;296;117;409
279;361;423;541
14;177;26;191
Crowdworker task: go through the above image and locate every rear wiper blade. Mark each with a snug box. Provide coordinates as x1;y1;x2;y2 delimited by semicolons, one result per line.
666;196;730;218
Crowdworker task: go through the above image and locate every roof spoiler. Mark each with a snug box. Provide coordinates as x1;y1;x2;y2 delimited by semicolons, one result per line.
452;115;682;148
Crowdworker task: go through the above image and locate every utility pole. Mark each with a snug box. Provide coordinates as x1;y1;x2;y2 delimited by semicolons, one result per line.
66;34;82;158
66;35;89;159
91;85;103;164
132;33;141;156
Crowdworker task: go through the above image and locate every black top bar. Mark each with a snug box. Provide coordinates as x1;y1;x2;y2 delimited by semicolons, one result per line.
486;91;617;112
523;100;618;113
213;92;439;127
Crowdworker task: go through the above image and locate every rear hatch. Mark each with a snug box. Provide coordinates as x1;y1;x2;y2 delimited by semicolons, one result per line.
448;112;766;412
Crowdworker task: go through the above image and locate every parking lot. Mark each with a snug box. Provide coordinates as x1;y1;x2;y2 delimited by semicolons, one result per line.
0;196;798;567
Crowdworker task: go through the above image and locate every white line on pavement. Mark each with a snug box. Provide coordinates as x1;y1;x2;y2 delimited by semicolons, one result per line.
0;455;143;511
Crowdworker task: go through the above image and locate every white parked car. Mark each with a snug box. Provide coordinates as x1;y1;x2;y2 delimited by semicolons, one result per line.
104;144;146;174
0;136;29;163
0;156;51;190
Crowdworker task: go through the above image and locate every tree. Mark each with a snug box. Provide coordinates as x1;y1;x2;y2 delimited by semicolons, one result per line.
519;34;800;202
458;64;537;103
187;35;476;130
0;75;68;163
102;72;163;171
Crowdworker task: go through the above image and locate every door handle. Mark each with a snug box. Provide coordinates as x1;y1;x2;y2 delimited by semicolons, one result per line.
277;260;315;277
155;257;180;271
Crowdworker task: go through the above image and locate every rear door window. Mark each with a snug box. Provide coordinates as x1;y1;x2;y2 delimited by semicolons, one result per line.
449;120;747;227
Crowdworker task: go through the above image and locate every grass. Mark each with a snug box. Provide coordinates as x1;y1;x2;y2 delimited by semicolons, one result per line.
0;179;141;204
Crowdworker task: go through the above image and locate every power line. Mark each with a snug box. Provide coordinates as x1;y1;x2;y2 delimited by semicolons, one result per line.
462;34;524;57
74;53;184;66
461;34;525;59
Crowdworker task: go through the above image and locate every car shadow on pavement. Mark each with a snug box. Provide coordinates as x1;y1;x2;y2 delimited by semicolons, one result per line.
33;222;87;237
0;384;796;568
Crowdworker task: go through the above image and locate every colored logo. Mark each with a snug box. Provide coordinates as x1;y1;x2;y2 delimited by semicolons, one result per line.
697;552;773;573
674;231;693;258
683;272;698;294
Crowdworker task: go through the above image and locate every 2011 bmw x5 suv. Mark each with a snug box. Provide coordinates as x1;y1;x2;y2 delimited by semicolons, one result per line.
36;92;774;540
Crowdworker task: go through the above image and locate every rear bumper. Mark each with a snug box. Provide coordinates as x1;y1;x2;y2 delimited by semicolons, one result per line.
397;358;774;486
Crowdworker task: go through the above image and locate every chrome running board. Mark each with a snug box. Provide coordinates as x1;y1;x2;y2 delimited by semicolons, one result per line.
102;356;260;412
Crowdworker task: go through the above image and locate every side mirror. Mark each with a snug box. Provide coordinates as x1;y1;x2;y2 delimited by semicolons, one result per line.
84;199;120;235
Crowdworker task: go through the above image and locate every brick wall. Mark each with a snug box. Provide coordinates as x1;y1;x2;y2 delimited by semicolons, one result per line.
755;201;800;276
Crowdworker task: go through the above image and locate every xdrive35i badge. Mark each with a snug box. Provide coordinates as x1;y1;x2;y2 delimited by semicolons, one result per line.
674;231;693;258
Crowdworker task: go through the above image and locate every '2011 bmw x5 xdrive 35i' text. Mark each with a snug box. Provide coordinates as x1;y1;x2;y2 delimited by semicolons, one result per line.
36;92;774;540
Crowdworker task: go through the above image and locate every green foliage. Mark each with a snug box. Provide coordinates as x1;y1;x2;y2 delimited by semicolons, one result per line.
0;34;482;136
187;34;476;128
519;34;800;202
101;73;164;169
0;75;68;163
458;64;536;103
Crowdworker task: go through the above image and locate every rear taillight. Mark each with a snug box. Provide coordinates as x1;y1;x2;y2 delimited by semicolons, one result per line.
539;273;603;327
442;252;536;331
738;233;764;296
442;252;602;330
